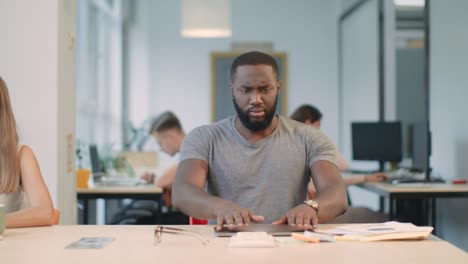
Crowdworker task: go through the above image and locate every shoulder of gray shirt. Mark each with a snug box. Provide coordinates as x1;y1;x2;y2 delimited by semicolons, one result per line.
180;115;337;166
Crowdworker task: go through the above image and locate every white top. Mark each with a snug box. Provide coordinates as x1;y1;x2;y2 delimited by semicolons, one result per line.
0;188;27;213
0;144;28;213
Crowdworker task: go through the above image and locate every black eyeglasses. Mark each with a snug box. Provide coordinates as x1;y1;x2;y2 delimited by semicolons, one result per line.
154;226;210;245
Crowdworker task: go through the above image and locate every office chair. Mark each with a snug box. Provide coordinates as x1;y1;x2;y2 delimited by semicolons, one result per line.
189;216;208;225
109;200;161;225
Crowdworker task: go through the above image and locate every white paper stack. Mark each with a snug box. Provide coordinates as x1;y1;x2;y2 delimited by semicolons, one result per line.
315;221;433;242
228;232;276;248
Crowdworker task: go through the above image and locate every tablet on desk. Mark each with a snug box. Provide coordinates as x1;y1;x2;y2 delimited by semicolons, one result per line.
214;224;305;237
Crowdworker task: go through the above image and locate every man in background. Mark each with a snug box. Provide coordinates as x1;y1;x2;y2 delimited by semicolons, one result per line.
143;111;185;193
141;111;189;224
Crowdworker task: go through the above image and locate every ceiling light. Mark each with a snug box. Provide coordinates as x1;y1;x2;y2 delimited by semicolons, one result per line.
181;0;231;38
394;0;425;7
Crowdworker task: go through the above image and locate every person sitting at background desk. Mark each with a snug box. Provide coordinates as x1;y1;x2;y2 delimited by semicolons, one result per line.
291;104;388;223
0;77;54;228
290;104;388;191
142;111;185;206
129;111;189;225
172;51;348;230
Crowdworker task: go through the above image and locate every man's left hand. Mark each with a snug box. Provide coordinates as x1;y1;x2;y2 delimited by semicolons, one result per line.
140;172;155;184
272;204;318;230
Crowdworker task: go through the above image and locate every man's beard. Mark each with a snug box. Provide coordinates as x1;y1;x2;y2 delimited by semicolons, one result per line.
233;95;278;132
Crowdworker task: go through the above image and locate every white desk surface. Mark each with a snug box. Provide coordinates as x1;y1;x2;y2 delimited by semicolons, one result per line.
1;225;466;264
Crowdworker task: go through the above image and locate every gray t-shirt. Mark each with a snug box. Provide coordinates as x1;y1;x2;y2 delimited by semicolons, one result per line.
180;115;337;223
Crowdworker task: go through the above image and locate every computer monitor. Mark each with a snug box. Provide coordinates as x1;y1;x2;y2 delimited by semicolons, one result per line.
89;144;104;174
352;122;402;171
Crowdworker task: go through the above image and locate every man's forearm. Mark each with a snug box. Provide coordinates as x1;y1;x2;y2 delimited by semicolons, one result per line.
315;181;348;223
343;175;365;186
172;181;230;220
310;161;349;223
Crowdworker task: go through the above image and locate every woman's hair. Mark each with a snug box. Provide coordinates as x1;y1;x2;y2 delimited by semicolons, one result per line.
290;104;322;124
0;77;20;192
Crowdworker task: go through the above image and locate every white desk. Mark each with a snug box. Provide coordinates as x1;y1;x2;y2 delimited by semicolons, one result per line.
358;182;468;230
1;225;466;264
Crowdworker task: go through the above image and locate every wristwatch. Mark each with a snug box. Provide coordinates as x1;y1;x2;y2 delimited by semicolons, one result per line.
304;199;319;213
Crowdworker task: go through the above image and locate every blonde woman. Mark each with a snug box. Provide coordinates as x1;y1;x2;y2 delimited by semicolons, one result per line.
0;77;54;227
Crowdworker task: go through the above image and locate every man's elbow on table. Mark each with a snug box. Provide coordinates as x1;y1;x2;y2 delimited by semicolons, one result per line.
171;182;184;211
337;184;349;216
340;198;349;216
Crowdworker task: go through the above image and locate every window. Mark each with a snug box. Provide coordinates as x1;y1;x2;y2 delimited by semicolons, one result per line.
76;0;123;151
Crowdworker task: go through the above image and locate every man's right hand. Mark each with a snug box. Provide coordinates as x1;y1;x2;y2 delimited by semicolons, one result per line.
365;172;388;182
214;201;264;231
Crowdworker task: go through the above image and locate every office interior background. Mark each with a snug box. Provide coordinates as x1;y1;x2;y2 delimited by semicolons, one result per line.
0;0;467;251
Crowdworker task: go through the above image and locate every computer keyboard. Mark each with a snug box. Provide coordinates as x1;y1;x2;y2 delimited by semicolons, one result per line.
347;168;446;184
346;169;380;174
386;175;421;184
385;175;445;184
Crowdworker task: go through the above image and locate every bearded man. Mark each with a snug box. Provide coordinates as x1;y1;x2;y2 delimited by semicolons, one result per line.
172;51;348;231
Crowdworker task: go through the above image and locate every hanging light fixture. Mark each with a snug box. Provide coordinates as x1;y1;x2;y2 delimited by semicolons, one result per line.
394;0;425;7
181;0;231;38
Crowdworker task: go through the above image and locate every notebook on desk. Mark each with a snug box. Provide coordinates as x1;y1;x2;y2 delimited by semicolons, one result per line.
214;224;304;237
95;176;147;187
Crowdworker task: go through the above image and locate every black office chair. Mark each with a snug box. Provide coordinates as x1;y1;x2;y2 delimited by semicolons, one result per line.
109;200;161;225
109;194;189;225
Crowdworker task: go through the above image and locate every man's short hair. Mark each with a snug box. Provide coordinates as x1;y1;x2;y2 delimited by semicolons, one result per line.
290;104;322;124
149;111;182;134
230;51;279;81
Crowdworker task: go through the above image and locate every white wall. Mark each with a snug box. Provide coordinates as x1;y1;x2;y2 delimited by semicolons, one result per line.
141;0;340;143
430;0;468;251
340;0;380;169
339;0;380;209
127;0;152;128
383;0;396;121
0;0;76;224
339;0;396;169
340;0;364;13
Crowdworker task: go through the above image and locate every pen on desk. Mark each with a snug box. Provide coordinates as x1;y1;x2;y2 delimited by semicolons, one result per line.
291;231;337;243
304;231;336;242
291;233;320;243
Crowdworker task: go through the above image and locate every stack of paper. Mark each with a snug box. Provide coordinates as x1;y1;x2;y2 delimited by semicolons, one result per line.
315;221;433;242
228;232;276;248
